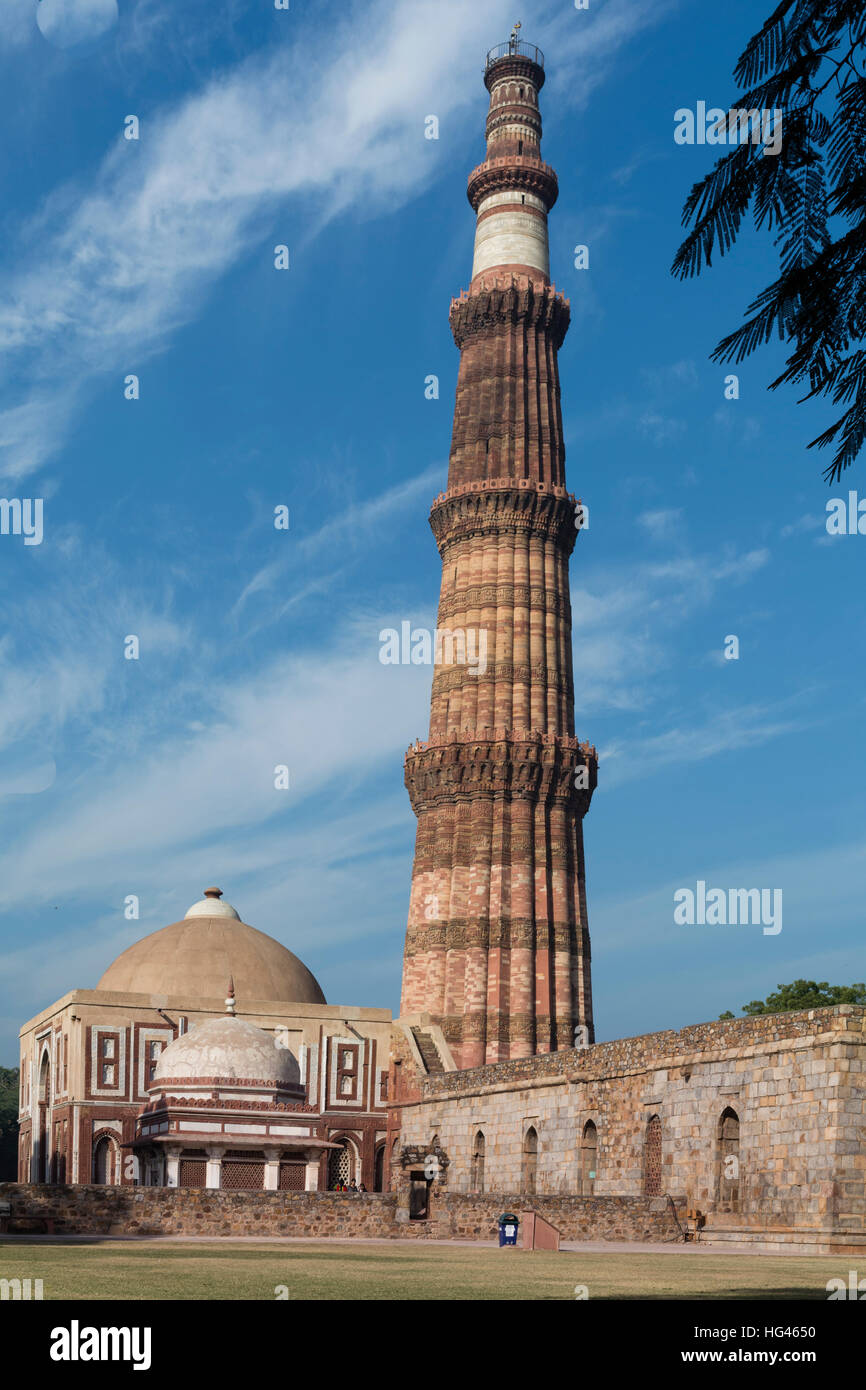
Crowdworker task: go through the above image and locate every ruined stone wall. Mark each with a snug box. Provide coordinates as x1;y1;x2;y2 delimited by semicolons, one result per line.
0;1183;674;1243
391;1006;866;1241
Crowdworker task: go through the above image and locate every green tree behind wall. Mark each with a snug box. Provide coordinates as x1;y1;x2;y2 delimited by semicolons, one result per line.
720;979;866;1018
0;1067;20;1180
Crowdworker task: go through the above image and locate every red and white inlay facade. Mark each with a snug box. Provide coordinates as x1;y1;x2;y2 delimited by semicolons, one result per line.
400;42;597;1068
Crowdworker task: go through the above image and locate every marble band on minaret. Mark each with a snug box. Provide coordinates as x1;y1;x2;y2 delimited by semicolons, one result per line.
468;49;557;285
400;39;596;1070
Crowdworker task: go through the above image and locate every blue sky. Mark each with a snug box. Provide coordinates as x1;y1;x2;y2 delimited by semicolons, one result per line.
0;0;863;1064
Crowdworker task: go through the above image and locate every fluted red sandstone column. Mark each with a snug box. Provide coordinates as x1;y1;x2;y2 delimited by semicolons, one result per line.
400;39;597;1068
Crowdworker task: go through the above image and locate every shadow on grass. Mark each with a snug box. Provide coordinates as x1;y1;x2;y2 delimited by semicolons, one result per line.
593;1289;829;1301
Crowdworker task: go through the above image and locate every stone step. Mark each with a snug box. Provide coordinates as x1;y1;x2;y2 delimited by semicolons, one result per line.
411;1028;446;1073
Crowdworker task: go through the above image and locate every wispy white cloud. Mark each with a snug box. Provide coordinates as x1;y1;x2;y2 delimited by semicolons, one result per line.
639;359;699;393
638;410;687;446
637;507;683;539
572;544;770;711
600;698;811;788
0;616;431;913
35;0;118;50
711;405;762;444
231;463;443;622
0;0;35;49
0;0;674;480
780;512;824;540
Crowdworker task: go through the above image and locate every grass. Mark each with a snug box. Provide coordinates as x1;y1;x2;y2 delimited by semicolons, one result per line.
0;1241;849;1300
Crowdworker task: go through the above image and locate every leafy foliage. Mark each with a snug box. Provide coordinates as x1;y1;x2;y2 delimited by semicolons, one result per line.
719;978;866;1019
0;1066;20;1181
673;1;866;481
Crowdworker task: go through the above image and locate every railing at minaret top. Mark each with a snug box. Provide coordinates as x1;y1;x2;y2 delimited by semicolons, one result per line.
485;39;544;70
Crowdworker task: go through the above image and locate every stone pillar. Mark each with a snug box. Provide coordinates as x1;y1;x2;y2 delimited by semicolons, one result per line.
264;1148;281;1191
205;1147;224;1189
165;1147;181;1188
305;1154;320;1192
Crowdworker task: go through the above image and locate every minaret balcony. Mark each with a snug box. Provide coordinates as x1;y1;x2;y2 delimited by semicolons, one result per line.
467;156;558;212
484;43;545;91
485;39;544;68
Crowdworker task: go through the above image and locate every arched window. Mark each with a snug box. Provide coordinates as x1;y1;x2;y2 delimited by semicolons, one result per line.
37;1052;51;1184
717;1108;740;1211
38;1051;51;1104
643;1114;662;1196
522;1126;538;1194
471;1131;486;1193
578;1120;598;1195
92;1134;117;1185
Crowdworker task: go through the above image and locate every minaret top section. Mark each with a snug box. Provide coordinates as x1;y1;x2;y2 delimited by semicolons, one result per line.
467;34;557;287
484;38;545;86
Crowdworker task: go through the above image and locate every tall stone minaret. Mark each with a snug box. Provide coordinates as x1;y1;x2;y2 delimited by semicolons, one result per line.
400;36;597;1069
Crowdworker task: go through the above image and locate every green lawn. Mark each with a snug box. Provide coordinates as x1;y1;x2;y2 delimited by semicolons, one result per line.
0;1241;849;1300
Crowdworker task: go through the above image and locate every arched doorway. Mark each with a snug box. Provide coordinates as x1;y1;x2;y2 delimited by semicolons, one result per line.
327;1138;357;1189
521;1127;538;1194
471;1131;485;1193
92;1135;117;1185
374;1143;385;1193
643;1114;662;1196
717;1108;740;1211
578;1120;598;1195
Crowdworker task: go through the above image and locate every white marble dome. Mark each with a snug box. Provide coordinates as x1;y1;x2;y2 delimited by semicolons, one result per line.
153;1014;301;1087
185;888;241;920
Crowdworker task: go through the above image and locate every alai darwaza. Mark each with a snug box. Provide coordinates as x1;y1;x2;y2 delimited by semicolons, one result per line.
16;888;394;1193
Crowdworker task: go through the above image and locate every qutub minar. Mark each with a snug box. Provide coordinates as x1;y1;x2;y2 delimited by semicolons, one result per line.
8;35;865;1256
401;34;597;1067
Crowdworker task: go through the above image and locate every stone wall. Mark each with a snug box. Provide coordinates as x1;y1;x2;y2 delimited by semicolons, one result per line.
422;1193;678;1242
0;1183;677;1243
390;1006;866;1249
0;1184;398;1239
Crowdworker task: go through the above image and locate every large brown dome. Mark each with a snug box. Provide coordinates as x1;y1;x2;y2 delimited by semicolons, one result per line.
96;889;326;1005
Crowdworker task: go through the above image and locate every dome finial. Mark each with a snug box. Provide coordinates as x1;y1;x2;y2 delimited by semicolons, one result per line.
185;889;240;920
225;976;236;1015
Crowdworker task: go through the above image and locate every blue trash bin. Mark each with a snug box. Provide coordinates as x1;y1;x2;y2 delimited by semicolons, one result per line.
498;1212;519;1246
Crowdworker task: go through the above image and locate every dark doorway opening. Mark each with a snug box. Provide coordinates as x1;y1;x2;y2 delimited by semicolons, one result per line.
408;1170;431;1220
